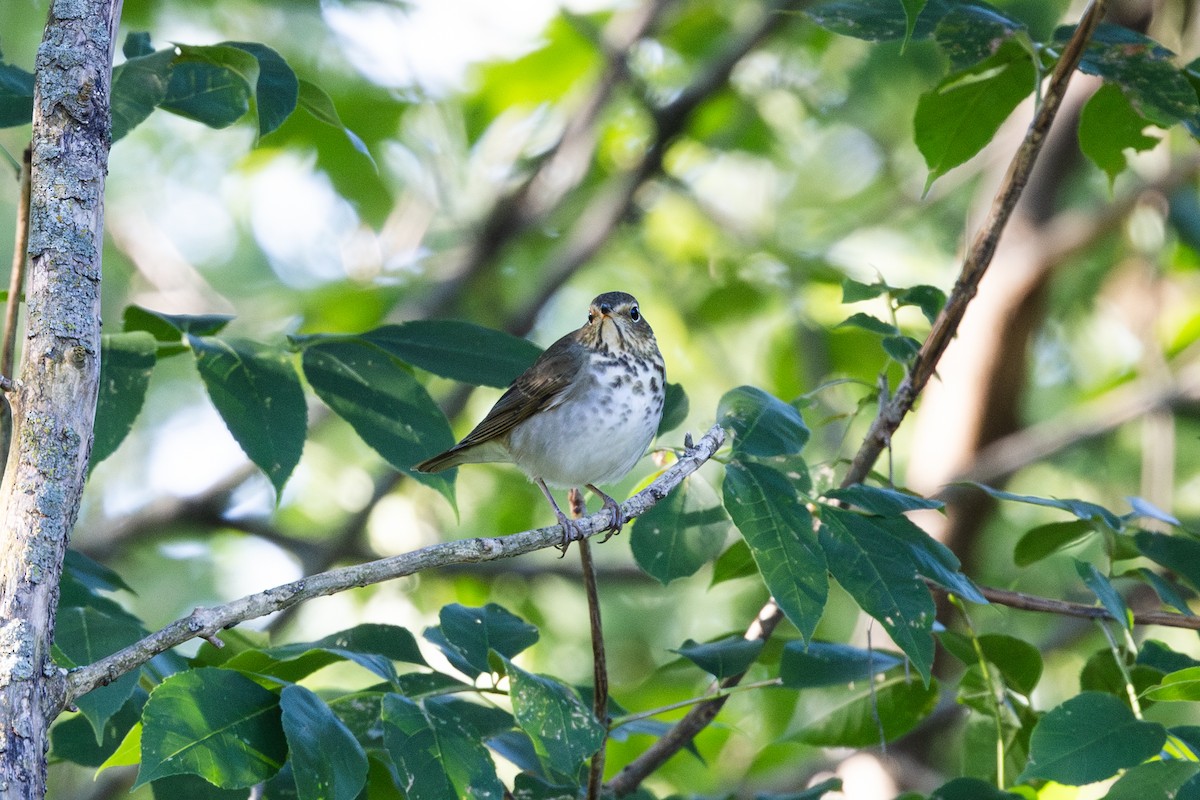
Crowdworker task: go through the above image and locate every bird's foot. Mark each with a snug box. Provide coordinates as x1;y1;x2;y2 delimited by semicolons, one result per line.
588;484;625;543
552;511;586;557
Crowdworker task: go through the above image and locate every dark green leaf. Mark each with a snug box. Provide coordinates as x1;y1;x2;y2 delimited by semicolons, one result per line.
393;672;473;699
381;694;505;800
825;484;944;515
160;44;258;128
111;48;176;142
280;685;367;800
124;305;233;339
710;539;759;586
818;507;937;682
900;0;927;50
189;335;307;497
93;332;157;467
724;461;827;643
1079;83;1160;187
804;0;950;42
972;484;1125;530
1102;761;1200;800
502;657;604;780
297;79;376;169
55;606;147;743
937;632;1042;696
354;320;543;389
1075;559;1133;630
915;39;1036;189
1080;649;1164;709
1056;23;1200;128
631;473;729;584
150;773;247;799
757;777;844;800
930;777;1024;800
794;674;940;747
1013;519;1094;566
0;62;34;127
123;31;154;58
841;277;889;303
896;284;947;324
226;623;426;685
1138;640;1200;673
225;42;298;137
51;693;144;768
423;603;538;680
135;668;286;788
779;640;904;688
882;336;921;363
933;4;1026;70
1018;692;1166;784
717;386;810;457
301;338;455;504
657;381;689;436
672;636;764;680
837;312;898;336
62;549;135;595
1135;531;1200;593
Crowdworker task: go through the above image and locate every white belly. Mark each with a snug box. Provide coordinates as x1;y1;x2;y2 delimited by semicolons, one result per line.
507;354;664;488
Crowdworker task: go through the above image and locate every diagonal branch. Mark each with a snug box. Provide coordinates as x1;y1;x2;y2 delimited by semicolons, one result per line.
608;3;1108;794
60;424;725;710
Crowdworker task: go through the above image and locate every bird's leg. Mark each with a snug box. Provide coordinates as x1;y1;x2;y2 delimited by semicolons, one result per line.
587;484;625;543
535;478;584;555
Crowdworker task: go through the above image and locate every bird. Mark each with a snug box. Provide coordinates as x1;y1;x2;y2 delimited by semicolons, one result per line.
414;291;666;549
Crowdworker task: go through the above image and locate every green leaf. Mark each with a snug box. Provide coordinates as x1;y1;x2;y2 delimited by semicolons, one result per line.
1013;519;1094;566
723;461;827;643
1135;531;1200;592
301;338;456;504
0;62;34;127
151;773;247;799
1102;761;1200;800
111;47;176;142
54;606;147;743
225;42;298;137
296;79;376;169
50;692;144;768
381;694;505;800
124;305;233;340
1057;23;1200;128
710;539;759;586
757;778;844;800
423;603;538;680
349;321;544;389
1018;692;1166;785
804;0;950;42
502;657;604;780
189;335;307;497
717;386;810;457
915;39;1036;190
818;507;937;682
160;44;259;128
882;335;921;363
937;632;1042;696
280;686;367;800
672;636;764;680
779;641;904;688
1138;640;1200;674
837;312;899;336
1075;559;1133;630
825;484;944;516
1143;666;1200;702
900;0;927;50
123;31;154;58
933;4;1026;70
896;284;947;324
794;673;940;747
841;277;889;303
62;549;136;595
1081;649;1164;709
135;668;286;789
930;777;1024;800
1135;568;1195;616
657;381;689;436
971;484;1125;530
92;332;157;467
1079;83;1160;187
225;623;426;685
631;473;729;584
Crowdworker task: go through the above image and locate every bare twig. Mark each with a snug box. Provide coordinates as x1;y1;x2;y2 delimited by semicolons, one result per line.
61;424;725;709
576;497;609;800
609;5;1107;794
2;145;31;380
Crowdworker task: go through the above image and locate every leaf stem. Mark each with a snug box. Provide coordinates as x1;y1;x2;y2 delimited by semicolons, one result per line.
609;678;783;730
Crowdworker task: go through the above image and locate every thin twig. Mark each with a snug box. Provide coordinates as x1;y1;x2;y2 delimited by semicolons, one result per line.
936;581;1200;631
2;145;30;380
608;5;1107;794
61;424;725;709
574;486;609;800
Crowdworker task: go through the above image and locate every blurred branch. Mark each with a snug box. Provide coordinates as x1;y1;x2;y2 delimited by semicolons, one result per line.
61;424;725;708
610;4;1107;794
2;145;30;381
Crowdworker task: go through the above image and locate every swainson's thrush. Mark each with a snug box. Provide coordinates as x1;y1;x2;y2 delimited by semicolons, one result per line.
415;291;666;547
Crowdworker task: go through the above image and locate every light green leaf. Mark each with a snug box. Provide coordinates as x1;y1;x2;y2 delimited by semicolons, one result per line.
793;673;939;747
1013;519;1094;566
710;539;758;586
189;335;307;497
301;338;455;505
134;668;286;788
1143;666;1200;702
92;331;157;467
900;0;928;50
281;686;368;800
1019;692;1166;785
632;473;729;585
724;461;827;643
297;79;376;169
1080;83;1160;187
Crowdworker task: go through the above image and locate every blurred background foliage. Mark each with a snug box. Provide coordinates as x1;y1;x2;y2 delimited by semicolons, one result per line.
3;0;1200;796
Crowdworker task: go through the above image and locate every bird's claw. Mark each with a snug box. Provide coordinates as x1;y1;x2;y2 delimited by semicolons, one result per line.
554;514;586;557
598;493;625;544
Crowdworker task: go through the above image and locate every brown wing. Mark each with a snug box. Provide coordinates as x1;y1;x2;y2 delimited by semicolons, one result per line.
413;332;584;472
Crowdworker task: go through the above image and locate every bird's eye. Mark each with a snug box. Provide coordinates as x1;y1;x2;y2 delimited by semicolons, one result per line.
588;312;595;323
630;306;641;321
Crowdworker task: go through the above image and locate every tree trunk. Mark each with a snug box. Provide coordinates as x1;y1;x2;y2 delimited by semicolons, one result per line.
0;1;117;797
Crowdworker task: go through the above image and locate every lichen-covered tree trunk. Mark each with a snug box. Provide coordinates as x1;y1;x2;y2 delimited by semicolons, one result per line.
0;1;118;797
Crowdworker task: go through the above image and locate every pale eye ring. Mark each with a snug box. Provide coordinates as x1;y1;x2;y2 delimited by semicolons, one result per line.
630;306;641;321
